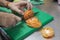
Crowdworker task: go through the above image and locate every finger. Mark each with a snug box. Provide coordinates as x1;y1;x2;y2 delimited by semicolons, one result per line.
14;15;22;22
27;2;33;10
15;8;24;15
8;3;24;15
17;1;33;10
15;1;27;5
19;7;25;12
11;6;24;15
9;14;21;27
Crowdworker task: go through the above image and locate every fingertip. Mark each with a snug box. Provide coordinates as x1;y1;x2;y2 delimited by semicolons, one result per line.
15;16;22;22
27;2;33;10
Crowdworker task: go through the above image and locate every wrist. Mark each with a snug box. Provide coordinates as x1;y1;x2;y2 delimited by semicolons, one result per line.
4;1;11;7
0;0;11;7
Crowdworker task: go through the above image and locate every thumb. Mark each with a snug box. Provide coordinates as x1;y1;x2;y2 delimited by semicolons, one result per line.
8;2;24;15
12;6;24;15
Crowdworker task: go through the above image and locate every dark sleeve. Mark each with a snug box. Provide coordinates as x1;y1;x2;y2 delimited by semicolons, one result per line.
0;27;11;40
6;0;14;2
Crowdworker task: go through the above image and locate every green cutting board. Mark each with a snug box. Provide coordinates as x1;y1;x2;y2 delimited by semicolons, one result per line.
30;0;44;5
0;7;53;40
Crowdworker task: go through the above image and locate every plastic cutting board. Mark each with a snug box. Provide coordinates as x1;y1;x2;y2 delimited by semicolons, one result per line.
0;7;53;40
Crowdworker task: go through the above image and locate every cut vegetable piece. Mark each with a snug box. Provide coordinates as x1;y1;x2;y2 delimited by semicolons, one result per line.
24;10;34;20
41;27;54;38
26;17;42;28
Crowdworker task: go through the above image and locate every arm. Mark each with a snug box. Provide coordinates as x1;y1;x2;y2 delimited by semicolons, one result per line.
0;0;10;7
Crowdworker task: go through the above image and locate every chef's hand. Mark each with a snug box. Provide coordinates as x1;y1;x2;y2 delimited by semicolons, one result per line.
8;1;32;15
0;12;21;27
